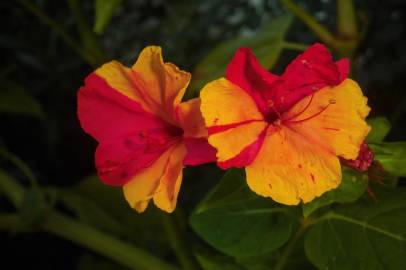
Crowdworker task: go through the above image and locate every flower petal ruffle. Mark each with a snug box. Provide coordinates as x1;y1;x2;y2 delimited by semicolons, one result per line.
95;46;191;123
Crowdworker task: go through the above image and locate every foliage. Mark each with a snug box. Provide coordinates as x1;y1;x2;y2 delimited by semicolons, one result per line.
1;1;406;270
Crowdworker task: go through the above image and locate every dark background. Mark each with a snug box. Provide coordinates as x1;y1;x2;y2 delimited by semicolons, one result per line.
1;0;405;269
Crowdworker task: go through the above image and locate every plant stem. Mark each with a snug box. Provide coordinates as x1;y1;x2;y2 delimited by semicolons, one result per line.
43;212;181;270
280;0;335;46
15;0;98;67
283;41;308;51
337;0;358;38
0;169;180;270
0;169;25;207
335;0;359;58
273;219;310;270
160;211;201;270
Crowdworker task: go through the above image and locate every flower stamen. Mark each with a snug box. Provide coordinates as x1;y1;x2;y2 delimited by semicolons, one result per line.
283;94;314;122
286;99;336;125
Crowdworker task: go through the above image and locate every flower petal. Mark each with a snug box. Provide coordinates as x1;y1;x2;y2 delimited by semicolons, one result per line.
200;78;264;127
200;77;267;166
246;126;341;205
217;128;267;169
264;43;345;115
176;98;207;138
132;46;191;112
153;143;187;212
209;121;268;164
122;146;174;212
183;138;217;166
225;47;278;114
78;73;180;185
123;143;186;213
94;46;190;122
284;79;371;160
176;98;217;165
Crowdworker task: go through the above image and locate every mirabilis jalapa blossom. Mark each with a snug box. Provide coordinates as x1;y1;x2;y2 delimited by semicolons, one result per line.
78;46;216;213
200;43;371;205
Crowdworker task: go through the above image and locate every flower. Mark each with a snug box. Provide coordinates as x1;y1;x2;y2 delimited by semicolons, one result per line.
77;46;216;213
200;43;371;205
342;142;374;172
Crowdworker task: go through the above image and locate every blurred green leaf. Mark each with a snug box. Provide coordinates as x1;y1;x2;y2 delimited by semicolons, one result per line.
366;117;391;143
370;142;406;177
196;253;244;270
302;168;368;217
64;175;170;255
304;188;406;270
0;80;44;118
188;14;293;97
58;189;129;237
94;0;122;34
19;187;47;226
236;238;315;270
190;169;298;258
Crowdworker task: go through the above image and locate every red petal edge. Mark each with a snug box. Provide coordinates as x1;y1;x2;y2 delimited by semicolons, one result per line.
217;127;268;169
341;142;374;172
225;47;278;116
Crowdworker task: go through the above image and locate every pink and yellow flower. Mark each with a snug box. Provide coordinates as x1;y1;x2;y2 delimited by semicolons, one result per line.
200;43;371;205
77;46;216;213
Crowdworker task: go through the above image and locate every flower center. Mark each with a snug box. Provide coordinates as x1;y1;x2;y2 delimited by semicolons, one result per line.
265;94;336;126
166;125;184;138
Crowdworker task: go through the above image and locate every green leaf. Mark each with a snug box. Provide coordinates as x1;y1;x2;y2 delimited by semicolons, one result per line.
196;253;244;270
370;142;406;177
190;169;298;258
188;14;293;97
93;0;122;34
302;168;368;217
366;117;391;143
0;80;44;118
304;188;406;270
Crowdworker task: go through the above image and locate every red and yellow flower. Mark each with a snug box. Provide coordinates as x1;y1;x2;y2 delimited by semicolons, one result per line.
77;46;215;213
200;43;371;205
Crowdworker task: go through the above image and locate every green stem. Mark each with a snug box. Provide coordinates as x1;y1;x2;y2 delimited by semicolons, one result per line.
337;0;358;38
280;0;335;46
273;219;310;270
15;0;98;67
0;169;25;207
283;41;308;51
160;212;201;270
43;212;180;270
66;0;105;65
0;168;180;270
0;211;180;270
335;0;360;58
